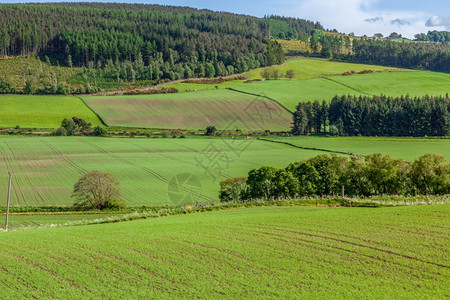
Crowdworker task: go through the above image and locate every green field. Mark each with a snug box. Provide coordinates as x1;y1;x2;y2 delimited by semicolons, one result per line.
0;205;448;298
330;71;450;97
245;56;397;80
1;58;448;130
0;136;448;207
0;136;322;206
230;78;360;111
167;57;400;92
232;70;450;111
83;89;292;131
269;136;450;161
0;95;102;128
5;212;123;230
164;58;449;113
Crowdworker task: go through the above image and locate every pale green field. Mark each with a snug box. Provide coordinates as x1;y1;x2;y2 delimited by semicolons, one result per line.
330;71;450;96
0;136;448;207
232;71;450;111
83;89;292;131
0;205;448;298
269;136;450;161
0;95;102;128
0;136;321;206
230;78;361;111
166;57;400;92
245;57;397;80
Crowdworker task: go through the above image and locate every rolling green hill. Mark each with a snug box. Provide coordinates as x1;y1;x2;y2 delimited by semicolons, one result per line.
0;136;448;207
0;205;448;298
0;58;448;131
231;68;450;111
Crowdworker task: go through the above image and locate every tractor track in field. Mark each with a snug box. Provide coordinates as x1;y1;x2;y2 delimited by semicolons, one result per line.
40;140;87;175
0;141;27;205
322;76;371;95
251;228;435;275
251;223;450;270
2;139;46;205
79;140;215;203
141;139;234;179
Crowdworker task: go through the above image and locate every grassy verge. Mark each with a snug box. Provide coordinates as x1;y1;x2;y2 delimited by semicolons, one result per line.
2;195;447;232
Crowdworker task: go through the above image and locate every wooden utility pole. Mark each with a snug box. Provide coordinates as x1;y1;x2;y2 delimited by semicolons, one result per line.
5;172;11;232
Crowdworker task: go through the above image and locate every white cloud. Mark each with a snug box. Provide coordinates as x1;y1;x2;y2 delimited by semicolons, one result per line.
426;16;450;30
280;0;447;38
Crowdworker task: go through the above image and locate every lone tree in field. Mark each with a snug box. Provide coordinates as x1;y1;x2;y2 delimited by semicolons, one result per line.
72;170;124;210
285;69;296;80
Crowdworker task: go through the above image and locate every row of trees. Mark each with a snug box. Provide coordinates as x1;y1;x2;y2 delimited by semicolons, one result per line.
415;31;450;43
54;117;107;136
260;68;296;80
219;153;450;202
292;95;450;137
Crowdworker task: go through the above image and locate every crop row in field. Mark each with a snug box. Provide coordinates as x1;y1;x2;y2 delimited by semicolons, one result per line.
0;205;448;298
0;136;448;207
0;136;322;206
82;89;292;131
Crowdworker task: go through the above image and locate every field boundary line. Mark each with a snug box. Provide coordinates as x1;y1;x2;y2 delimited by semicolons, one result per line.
322;77;371;96
73;95;108;126
226;88;294;113
256;137;354;156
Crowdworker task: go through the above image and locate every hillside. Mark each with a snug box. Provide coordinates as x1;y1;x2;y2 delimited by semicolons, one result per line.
0;136;448;207
0;205;448;298
0;3;298;74
0;3;447;97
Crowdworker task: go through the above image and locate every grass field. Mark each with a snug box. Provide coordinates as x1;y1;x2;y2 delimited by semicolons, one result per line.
0;204;448;298
83;89;292;131
232;70;450;111
166;57;400;92
0;136;448;207
1;58;448;130
0;95;102;128
0;136;322;206
330;71;450;97
162;58;449;113
5;213;123;230
268;136;450;161
245;56;398;80
230;78;361;111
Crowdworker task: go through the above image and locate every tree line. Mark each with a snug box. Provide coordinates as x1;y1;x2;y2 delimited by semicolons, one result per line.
292;95;450;137
414;31;450;43
219;153;450;202
282;30;450;73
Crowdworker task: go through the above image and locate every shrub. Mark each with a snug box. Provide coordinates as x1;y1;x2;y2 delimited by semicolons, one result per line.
205;125;217;136
219;177;248;202
54;127;68;136
92;126;108;136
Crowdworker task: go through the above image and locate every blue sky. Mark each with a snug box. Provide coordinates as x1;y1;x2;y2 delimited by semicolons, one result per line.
2;0;449;38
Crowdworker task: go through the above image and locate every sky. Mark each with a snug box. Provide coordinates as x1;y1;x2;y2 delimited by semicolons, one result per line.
2;0;449;38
